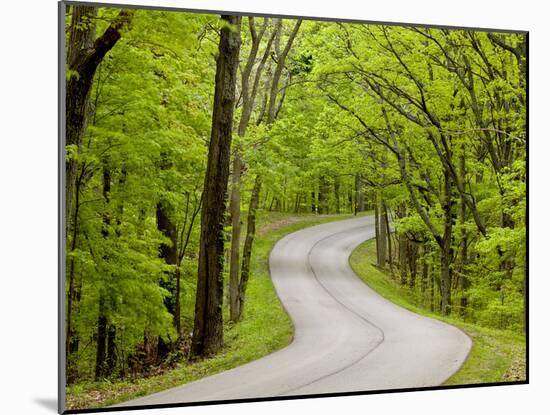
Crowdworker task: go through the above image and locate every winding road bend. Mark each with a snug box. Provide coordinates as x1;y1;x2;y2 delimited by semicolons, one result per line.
116;216;471;408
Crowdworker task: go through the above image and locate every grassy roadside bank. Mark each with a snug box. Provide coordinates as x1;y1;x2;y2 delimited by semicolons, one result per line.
66;211;357;409
349;239;526;386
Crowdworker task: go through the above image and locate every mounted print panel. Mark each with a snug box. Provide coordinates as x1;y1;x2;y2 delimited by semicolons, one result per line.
59;1;527;413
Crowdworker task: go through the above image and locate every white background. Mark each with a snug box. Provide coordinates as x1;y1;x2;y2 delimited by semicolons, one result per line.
0;0;546;414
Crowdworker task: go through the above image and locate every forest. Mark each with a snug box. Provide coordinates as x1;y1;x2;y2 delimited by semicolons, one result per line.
63;4;526;407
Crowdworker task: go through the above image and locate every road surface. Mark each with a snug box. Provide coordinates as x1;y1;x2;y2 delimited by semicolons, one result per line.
116;216;471;407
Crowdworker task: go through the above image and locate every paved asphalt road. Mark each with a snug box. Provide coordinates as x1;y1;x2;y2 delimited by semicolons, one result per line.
115;216;471;408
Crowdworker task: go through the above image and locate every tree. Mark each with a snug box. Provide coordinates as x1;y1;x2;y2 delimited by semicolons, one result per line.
65;8;214;382
228;18;302;321
66;7;133;230
309;23;525;317
191;15;242;358
228;17;276;322
65;5;133;380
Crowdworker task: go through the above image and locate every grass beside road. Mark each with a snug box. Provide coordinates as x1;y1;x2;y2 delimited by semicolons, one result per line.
349;238;527;386
66;211;357;410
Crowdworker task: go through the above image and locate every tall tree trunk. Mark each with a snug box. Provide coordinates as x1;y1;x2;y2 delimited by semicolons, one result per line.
174;267;182;335
156;197;178;359
261;190;269;209
106;324;117;375
236;176;262;320
383;202;393;272
318;175;329;214
377;194;388;268
498;211;515;294
228;18;275;322
95;297;108;380
458;148;469;318
408;241;418;288
66;167;84;383
284;178;289;213
156;200;178;307
430;271;436;312
191;15;241;358
440;248;452;315
66;8;131;380
396;204;408;285
95;165;111;380
399;233;408;286
334;176;341;214
358;185;365;212
175;193;203;337
230;18;299;322
65;6;96;228
65;8;100;376
440;172;455;315
355;174;364;214
65;7;132;230
294;192;301;213
421;244;429;307
374;194;381;265
229;153;243;322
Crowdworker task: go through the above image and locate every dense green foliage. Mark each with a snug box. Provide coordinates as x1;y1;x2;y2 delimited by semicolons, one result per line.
65;8;216;382
66;213;355;409
303;23;526;324
64;4;526;408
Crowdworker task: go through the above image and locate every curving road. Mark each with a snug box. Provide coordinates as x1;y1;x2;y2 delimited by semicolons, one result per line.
116;216;471;408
